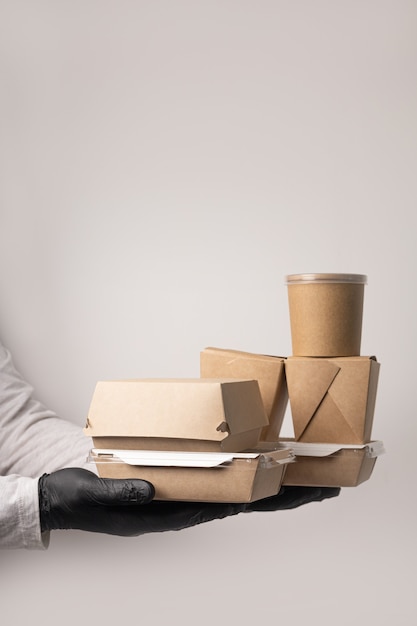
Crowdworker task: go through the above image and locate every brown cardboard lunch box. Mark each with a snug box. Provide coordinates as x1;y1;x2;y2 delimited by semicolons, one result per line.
267;439;385;487
200;347;288;441
84;378;269;453
285;356;380;444
87;447;295;503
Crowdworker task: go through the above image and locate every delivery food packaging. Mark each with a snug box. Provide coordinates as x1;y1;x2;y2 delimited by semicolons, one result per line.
285;356;380;444
286;273;367;357
200;347;288;441
88;447;295;503
272;439;385;487
84;378;269;452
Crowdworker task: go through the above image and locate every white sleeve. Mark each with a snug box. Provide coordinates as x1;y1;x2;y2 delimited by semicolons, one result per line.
0;475;49;550
0;341;93;549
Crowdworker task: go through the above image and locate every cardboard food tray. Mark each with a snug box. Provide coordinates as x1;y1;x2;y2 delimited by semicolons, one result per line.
256;439;385;487
88;447;295;503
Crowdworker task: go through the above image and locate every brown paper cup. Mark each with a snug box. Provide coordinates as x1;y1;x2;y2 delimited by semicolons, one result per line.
286;273;367;357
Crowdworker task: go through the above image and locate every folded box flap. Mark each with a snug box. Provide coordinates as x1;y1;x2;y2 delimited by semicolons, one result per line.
285;359;340;438
200;347;286;421
220;379;269;433
327;358;380;440
201;347;286;365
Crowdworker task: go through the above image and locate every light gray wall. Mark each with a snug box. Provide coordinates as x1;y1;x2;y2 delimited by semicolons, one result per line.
1;1;415;624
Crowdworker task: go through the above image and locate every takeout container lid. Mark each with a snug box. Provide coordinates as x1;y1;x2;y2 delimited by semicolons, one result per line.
274;439;385;458
286;273;367;285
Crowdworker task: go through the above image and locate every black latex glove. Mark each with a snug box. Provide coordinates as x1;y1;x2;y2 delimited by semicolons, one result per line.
38;468;156;535
39;468;340;537
245;485;341;512
126;485;341;534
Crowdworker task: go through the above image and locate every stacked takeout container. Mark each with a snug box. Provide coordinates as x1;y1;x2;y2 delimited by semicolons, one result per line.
85;272;384;500
200;274;385;488
84;378;294;503
279;273;384;487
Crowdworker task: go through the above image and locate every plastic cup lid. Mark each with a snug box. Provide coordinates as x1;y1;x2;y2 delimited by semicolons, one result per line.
285;273;367;285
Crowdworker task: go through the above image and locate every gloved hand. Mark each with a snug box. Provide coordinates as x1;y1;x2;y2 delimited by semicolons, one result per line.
245;485;341;512
39;468;340;537
125;485;341;534
38;468;155;535
38;468;244;535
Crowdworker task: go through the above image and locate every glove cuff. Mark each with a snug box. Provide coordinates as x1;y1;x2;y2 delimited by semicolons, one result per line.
38;473;51;532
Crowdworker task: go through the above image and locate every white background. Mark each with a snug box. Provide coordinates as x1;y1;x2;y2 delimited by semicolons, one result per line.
0;1;416;624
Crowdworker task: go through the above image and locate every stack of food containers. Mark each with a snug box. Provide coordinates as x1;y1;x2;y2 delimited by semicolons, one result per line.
281;273;384;487
86;272;384;498
84;378;294;502
200;274;384;488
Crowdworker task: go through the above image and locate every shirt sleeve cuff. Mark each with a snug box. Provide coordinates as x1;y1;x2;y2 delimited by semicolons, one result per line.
0;475;50;550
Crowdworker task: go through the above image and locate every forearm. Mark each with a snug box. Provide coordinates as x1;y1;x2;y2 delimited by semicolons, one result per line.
0;342;93;549
0;343;91;477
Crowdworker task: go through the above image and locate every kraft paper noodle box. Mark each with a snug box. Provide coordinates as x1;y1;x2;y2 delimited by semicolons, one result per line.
200;347;288;441
84;378;269;453
285;356;380;444
87;447;295;503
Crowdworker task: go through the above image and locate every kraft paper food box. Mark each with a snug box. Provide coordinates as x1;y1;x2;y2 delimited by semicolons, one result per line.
274;439;385;488
84;378;269;452
200;347;288;441
285;356;380;444
88;446;295;503
84;378;294;502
